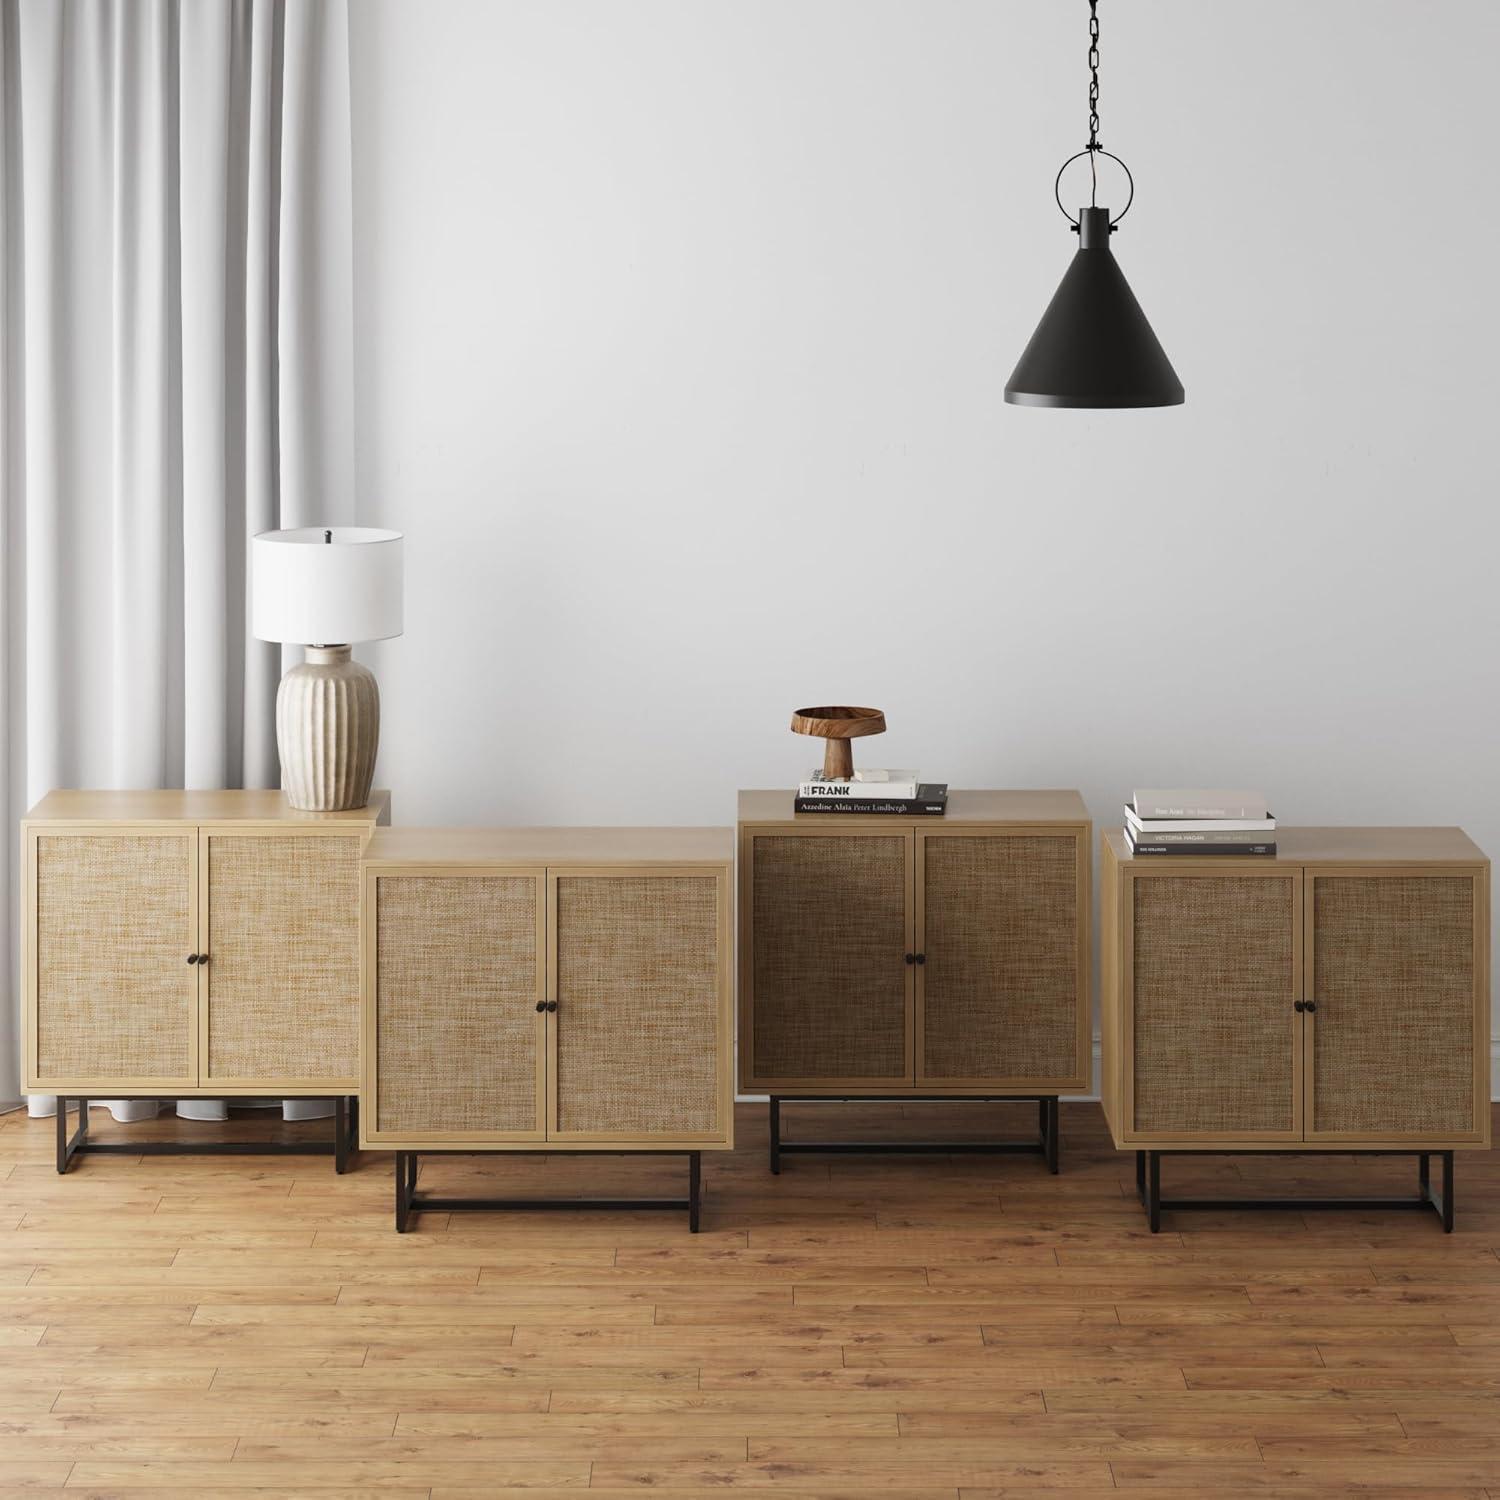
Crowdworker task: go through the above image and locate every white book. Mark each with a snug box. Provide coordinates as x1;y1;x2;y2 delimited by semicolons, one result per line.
1126;826;1276;844
1133;789;1269;821
800;769;920;800
1125;804;1276;835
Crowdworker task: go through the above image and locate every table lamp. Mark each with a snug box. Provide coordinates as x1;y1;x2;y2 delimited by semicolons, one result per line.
251;526;404;811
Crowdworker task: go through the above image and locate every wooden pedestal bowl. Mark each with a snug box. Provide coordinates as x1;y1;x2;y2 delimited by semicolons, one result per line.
791;705;887;781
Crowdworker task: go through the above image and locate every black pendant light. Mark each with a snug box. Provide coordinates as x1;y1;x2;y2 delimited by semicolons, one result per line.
1005;0;1183;409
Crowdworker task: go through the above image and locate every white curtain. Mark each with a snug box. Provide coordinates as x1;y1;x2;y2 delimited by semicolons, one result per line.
0;0;355;1108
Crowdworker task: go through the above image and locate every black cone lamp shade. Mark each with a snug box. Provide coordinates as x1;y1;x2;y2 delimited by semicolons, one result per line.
1006;208;1182;408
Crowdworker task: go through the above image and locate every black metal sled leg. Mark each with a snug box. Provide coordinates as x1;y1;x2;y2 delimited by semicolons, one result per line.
393;1149;702;1232
50;1095;355;1171
768;1095;1061;1170
56;1097;90;1174
395;1151;417;1232
1420;1151;1455;1233
1135;1148;1146;1202
334;1095;352;1175
1139;1148;1458;1232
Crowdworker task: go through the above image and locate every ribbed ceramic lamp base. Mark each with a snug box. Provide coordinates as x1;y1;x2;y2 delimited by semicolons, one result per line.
276;646;380;812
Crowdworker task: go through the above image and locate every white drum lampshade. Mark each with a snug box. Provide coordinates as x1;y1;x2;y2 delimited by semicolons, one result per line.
252;527;404;811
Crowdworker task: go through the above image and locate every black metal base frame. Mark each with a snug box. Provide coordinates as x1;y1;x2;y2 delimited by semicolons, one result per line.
55;1095;357;1175
769;1095;1060;1175
1135;1148;1455;1234
394;1150;702;1233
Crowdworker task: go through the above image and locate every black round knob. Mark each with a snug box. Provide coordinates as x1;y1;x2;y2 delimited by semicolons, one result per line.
905;953;916;965
1294;1000;1305;1013
1305;1001;1317;1014
186;954;199;965
546;1001;558;1013
535;1000;546;1012
915;954;926;965
197;954;209;965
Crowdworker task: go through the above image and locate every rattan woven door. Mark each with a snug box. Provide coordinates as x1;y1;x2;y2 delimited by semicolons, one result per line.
1126;869;1304;1142
200;829;364;1089
1305;871;1486;1143
27;827;199;1090
367;869;547;1142
916;829;1087;1089
741;827;914;1091
548;868;729;1143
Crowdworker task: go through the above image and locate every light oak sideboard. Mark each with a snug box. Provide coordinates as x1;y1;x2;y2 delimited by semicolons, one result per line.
360;827;734;1231
1100;827;1491;1230
22;789;391;1171
738;790;1091;1170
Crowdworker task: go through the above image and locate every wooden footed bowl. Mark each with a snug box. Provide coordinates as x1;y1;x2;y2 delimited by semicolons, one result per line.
791;705;887;781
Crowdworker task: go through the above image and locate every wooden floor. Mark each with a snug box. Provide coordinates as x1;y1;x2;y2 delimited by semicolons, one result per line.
1;1099;1498;1498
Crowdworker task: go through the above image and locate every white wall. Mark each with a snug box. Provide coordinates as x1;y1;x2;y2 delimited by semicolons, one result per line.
348;2;1500;1051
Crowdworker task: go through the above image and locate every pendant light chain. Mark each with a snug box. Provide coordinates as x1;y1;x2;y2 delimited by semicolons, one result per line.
1087;1;1101;148
1053;0;1132;227
1086;0;1101;207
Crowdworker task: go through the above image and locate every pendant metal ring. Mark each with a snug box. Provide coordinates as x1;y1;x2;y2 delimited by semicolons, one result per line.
1053;149;1135;226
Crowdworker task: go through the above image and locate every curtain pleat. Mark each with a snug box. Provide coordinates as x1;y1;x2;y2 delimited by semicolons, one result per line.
110;0;179;786
0;0;354;1107
179;0;232;789
244;0;290;785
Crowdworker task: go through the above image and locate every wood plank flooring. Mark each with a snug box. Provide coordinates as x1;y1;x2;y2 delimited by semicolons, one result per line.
0;1099;1497;1497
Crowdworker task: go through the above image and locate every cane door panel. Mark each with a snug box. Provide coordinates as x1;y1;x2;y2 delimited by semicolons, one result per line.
1127;868;1303;1141
200;829;363;1087
368;868;546;1142
28;827;199;1090
549;869;727;1142
742;827;914;1090
1306;870;1486;1143
917;828;1086;1088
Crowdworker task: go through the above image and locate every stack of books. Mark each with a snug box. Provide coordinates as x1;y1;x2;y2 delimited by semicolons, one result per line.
1125;788;1276;856
795;769;948;816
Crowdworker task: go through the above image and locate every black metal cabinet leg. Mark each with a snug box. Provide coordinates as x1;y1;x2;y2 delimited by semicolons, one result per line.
395;1152;415;1233
392;1148;702;1234
765;1095;1056;1169
49;1095;343;1168
1144;1148;1459;1229
56;1097;88;1174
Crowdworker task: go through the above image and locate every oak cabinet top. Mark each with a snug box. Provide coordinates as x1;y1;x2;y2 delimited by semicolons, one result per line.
363;826;733;867
24;789;392;826
1103;826;1487;867
738;789;1090;826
